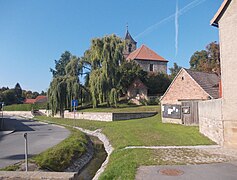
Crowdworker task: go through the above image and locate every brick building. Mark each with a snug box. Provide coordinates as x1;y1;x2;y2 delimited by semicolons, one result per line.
160;68;220;124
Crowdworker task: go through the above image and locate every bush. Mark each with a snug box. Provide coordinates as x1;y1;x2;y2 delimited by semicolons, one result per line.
147;97;160;105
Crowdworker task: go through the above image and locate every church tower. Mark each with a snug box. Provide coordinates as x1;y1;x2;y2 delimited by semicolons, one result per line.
123;26;137;58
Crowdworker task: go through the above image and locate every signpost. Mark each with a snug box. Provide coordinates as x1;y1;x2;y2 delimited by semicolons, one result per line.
24;133;28;172
71;100;78;127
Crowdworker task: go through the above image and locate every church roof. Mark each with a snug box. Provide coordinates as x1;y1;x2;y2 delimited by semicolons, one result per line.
125;30;137;44
126;45;168;62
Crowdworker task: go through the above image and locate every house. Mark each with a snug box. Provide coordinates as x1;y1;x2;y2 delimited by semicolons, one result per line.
199;0;237;148
160;68;220;124
127;78;148;104
24;95;48;104
24;98;36;104
35;96;48;103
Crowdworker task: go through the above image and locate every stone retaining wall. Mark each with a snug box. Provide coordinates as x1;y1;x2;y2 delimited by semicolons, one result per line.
3;111;34;118
54;111;157;121
112;112;157;120
199;99;224;145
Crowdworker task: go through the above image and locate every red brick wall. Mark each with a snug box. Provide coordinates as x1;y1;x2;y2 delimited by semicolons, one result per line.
161;69;210;104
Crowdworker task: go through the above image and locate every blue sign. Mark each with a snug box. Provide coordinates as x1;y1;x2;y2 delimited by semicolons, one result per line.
71;100;78;107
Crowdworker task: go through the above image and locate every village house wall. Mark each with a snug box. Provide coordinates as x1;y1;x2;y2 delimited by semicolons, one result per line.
218;0;237;148
199;99;224;145
135;60;167;74
161;69;210;105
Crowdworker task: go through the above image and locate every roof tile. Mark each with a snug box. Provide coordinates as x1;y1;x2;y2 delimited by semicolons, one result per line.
126;45;168;62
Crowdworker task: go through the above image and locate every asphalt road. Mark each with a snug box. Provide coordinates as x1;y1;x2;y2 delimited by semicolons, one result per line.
0;116;70;168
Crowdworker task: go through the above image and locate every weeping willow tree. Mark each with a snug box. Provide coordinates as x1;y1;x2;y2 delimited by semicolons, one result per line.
84;34;124;107
48;52;80;117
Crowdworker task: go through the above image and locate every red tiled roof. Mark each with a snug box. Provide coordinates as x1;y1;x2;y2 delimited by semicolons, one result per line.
35;96;47;103
24;99;36;104
126;45;168;62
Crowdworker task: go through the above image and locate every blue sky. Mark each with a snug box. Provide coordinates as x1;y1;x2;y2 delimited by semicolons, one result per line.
0;0;222;92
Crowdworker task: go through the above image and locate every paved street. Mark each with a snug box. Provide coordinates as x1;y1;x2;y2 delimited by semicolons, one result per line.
136;162;237;180
0;116;70;168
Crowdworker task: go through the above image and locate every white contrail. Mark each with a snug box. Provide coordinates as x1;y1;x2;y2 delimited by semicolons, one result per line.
175;0;179;56
134;0;207;39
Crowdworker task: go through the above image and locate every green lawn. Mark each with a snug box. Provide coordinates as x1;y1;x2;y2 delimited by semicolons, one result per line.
35;105;215;179
36;113;214;149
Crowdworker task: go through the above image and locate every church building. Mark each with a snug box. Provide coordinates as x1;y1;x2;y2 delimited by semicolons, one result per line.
124;28;169;103
124;29;168;74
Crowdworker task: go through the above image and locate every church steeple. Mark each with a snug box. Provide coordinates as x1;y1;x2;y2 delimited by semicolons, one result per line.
124;25;137;58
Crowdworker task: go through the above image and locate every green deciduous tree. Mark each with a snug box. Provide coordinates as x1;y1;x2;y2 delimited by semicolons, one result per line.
119;61;147;94
190;42;220;74
145;73;171;95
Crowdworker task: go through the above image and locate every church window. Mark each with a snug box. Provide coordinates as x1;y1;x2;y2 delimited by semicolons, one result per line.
136;89;140;95
150;64;154;72
128;44;132;53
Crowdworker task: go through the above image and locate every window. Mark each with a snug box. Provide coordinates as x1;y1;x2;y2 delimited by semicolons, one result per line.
136;89;140;95
150;64;154;72
128;44;132;53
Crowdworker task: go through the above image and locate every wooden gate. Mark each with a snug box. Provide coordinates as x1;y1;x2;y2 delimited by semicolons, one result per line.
181;101;199;125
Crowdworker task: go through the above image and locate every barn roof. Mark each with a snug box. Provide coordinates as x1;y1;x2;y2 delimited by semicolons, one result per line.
160;68;220;101
126;45;168;62
185;69;220;99
211;0;231;27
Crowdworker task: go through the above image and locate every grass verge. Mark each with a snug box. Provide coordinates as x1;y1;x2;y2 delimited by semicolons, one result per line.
33;127;87;171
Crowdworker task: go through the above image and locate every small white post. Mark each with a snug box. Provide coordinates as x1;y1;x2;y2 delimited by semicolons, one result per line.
24;133;28;172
